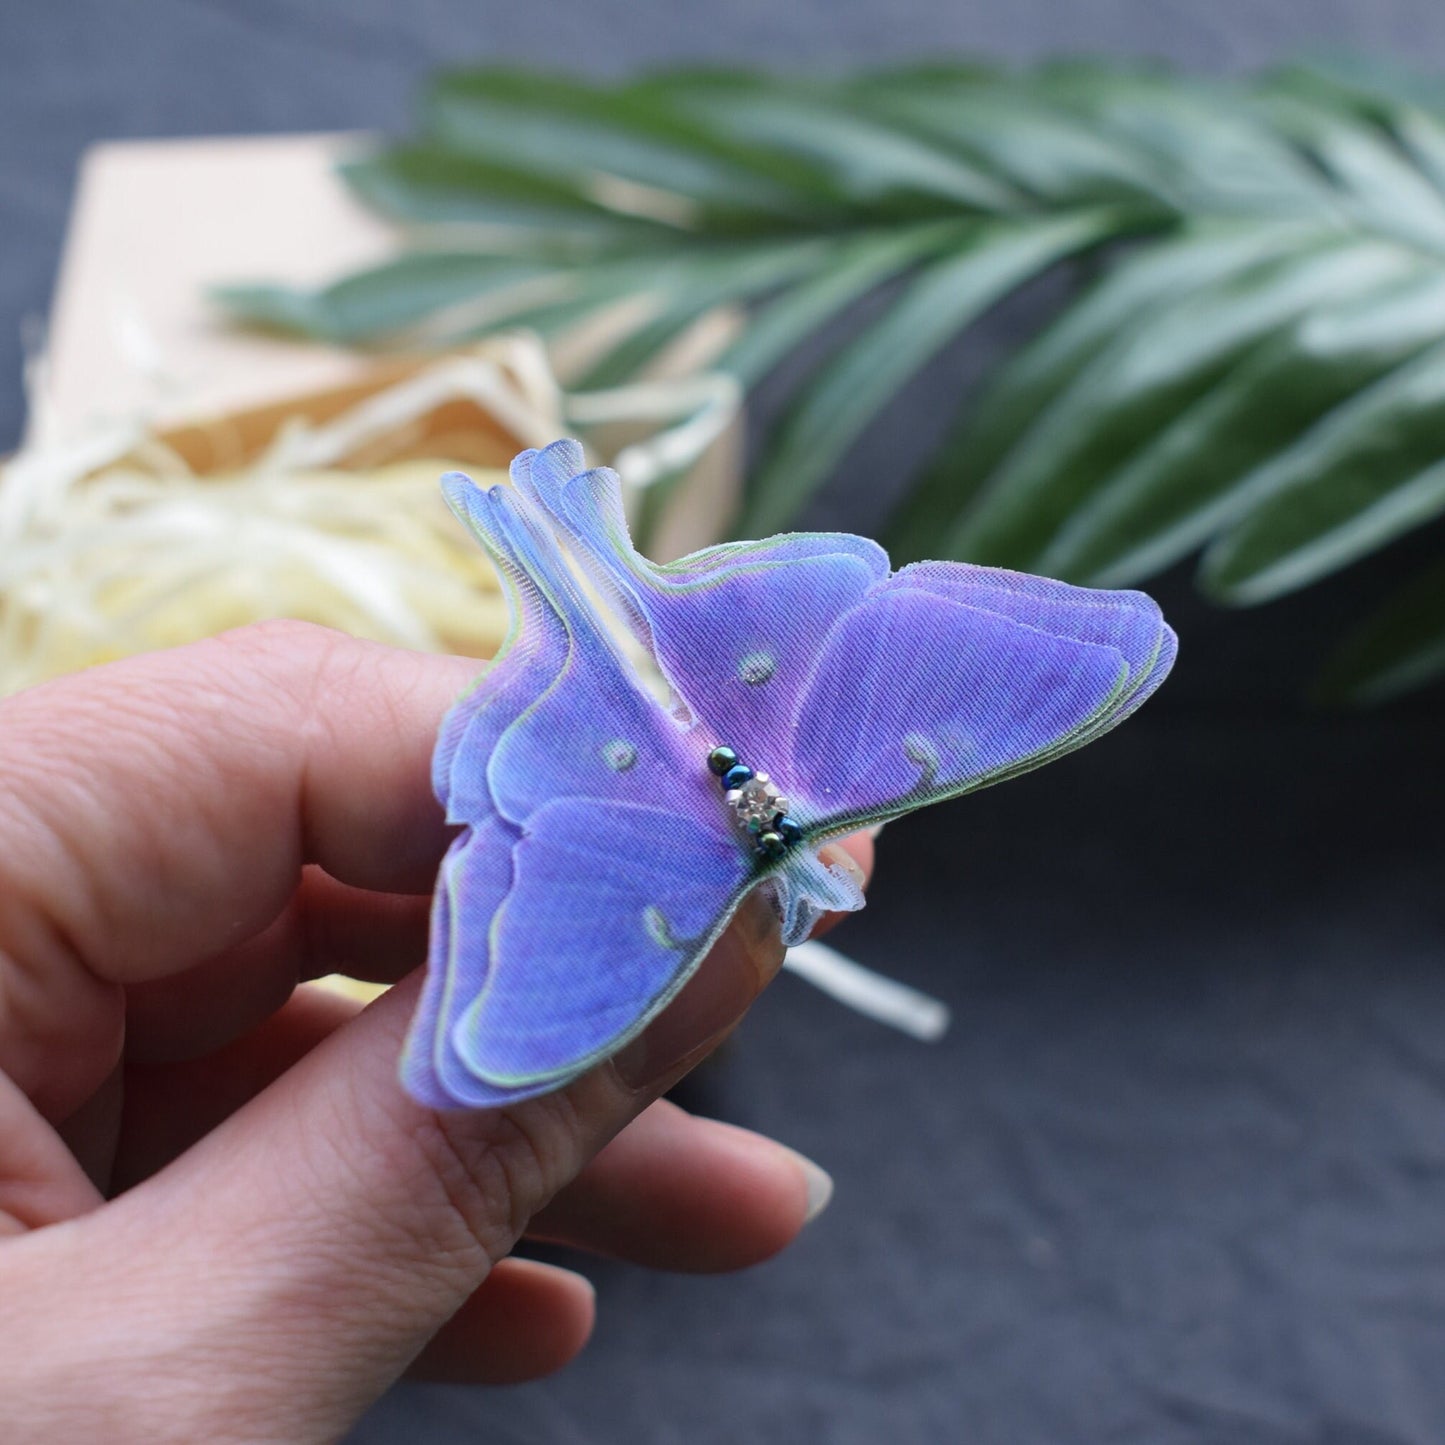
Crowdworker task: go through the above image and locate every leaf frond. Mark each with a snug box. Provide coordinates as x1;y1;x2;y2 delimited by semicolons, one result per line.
218;57;1445;700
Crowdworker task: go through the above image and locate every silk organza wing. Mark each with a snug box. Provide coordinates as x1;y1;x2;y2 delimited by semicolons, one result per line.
403;479;757;1109
403;442;1177;1109
513;442;1176;837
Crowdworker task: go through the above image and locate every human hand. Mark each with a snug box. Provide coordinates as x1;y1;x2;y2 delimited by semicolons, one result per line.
0;622;871;1444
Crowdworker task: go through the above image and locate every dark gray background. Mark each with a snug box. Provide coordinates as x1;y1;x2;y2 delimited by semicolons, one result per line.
4;4;1445;1442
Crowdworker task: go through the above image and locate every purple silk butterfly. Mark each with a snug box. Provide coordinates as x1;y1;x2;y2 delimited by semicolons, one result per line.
402;439;1176;1109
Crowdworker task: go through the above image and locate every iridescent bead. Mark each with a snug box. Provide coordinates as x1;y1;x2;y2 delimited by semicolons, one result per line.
757;830;786;861
721;763;754;791
776;815;803;846
707;745;740;777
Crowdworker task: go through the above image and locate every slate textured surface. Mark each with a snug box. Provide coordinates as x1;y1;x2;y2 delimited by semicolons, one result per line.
4;4;1445;1442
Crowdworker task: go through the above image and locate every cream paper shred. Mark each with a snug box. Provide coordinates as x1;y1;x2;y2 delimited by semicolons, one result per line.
0;445;510;695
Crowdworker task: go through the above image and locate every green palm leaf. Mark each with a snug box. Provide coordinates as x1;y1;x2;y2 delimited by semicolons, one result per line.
740;209;1124;536
217;57;1445;700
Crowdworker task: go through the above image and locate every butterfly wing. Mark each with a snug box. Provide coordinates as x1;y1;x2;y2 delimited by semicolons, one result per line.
402;817;518;1109
405;477;572;1107
430;475;572;822
454;797;753;1086
892;562;1177;732
785;580;1173;838
407;473;572;1108
402;477;755;1108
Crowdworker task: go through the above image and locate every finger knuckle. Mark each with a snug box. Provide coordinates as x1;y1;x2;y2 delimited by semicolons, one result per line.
416;1094;584;1266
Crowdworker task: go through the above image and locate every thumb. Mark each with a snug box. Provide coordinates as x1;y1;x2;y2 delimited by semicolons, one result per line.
4;895;783;1444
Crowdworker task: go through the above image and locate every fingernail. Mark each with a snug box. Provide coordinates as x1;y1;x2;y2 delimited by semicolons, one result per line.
613;892;784;1093
785;1149;834;1224
864;821;887;840
817;843;866;891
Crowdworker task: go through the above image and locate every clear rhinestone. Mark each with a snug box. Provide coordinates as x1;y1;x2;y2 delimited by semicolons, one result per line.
729;774;783;828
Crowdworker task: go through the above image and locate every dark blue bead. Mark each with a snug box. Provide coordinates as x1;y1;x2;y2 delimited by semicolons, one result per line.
721;764;753;790
707;745;739;777
776;815;803;846
757;830;786;861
